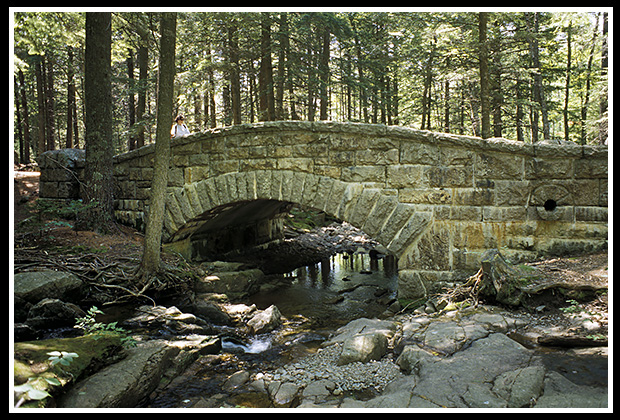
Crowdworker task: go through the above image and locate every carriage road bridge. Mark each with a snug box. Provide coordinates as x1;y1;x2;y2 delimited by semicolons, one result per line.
38;121;608;300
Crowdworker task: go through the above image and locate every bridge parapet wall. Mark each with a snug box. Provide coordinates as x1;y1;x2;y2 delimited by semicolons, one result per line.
106;121;608;299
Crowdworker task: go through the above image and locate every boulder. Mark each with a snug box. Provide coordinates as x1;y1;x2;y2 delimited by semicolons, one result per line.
408;333;539;408
14;270;83;304
337;332;388;365
421;320;489;356
26;298;86;329
323;317;398;346
122;305;214;336
247;305;282;334
14;333;123;407
302;379;337;400
223;370;250;391
191;300;232;325
272;382;301;407
58;340;178;408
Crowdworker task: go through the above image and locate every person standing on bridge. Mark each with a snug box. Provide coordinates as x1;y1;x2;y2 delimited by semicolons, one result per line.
170;115;191;138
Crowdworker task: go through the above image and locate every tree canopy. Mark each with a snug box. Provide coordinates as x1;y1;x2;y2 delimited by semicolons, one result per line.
13;9;609;166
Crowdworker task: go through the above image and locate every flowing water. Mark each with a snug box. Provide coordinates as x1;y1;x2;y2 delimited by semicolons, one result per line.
148;251;399;408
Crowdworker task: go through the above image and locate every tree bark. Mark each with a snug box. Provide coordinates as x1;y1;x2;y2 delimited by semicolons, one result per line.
14;76;24;163
139;12;177;278
319;27;331;121
228;22;241;125
526;12;550;142
35;57;46;155
275;13;287;120
563;22;572;142
79;12;114;234
44;55;57;150
18;69;31;163
136;43;148;148
598;12;608;144
258;13;275;121
420;36;436;130
66;47;76;148
478;12;491;139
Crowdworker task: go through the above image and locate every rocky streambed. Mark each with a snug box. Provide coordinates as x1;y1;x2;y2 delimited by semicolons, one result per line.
13;220;609;410
14;257;609;410
142;303;608;409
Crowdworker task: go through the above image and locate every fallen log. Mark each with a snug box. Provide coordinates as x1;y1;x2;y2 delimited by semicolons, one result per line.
537;334;608;348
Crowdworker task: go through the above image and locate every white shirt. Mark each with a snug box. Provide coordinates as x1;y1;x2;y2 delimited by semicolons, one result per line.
171;123;191;138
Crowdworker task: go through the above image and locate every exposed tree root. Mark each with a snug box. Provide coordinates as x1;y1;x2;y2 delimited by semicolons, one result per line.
439;268;485;307
14;248;191;306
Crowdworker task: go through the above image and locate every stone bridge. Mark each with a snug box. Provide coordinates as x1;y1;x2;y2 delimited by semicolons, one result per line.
40;121;609;300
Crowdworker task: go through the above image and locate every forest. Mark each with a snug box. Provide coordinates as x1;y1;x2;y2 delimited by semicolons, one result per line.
13;9;609;166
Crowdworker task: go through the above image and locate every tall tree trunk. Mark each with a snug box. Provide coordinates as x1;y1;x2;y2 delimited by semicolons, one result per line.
598;12;608;144
34;57;46;156
18;69;31;163
515;78;524;142
222;84;232;126
392;71;399;126
579;14;598;145
66;47;76;148
228;23;241;125
14;76;24;163
478;12;491;139
139;12;177;280
420;36;436;130
80;12;114;233
282;15;298;120
491;22;503;138
258;13;275;121
193;93;202;128
526;12;549;141
44;55;57;150
319;27;330;121
135;43;148;148
348;15;367;123
247;60;256;123
307;45;316;122
275;13;288;120
127;49;137;150
204;46;217;128
563;21;572;142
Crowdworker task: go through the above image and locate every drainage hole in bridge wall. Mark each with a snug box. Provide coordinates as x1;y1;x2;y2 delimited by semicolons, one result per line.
543;199;558;212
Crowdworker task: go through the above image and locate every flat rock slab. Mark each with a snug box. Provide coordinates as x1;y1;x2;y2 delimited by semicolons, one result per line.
58;340;178;408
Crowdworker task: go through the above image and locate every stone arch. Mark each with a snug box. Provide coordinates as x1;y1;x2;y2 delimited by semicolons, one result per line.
161;170;433;264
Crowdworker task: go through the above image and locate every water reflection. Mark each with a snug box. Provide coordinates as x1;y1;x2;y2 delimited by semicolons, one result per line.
288;253;397;287
250;252;398;325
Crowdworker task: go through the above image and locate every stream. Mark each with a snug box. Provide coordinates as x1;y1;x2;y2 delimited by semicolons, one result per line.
32;246;607;408
147;251;399;408
143;248;607;409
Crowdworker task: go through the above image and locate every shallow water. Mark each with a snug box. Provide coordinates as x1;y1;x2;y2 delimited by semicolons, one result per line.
149;252;607;408
149;252;398;408
250;252;398;325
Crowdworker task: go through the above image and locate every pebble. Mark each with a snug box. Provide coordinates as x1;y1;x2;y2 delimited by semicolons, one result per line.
260;343;402;393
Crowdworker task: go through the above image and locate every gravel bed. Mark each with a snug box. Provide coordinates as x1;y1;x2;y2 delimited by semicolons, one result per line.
263;343;403;393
